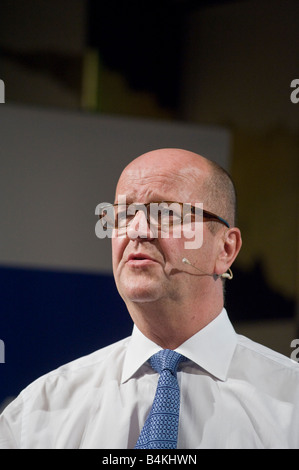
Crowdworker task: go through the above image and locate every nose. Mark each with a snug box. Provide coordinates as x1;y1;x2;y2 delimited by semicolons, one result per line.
126;210;156;240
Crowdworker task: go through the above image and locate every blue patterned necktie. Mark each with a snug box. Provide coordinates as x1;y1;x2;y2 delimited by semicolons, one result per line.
135;349;187;449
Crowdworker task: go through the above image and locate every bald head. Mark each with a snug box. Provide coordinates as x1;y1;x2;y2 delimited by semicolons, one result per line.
123;148;210;169
116;148;236;229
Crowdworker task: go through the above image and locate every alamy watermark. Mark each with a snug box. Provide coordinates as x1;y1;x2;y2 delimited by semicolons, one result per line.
290;339;299;362
0;340;5;363
0;80;5;103
95;197;204;249
290;79;299;104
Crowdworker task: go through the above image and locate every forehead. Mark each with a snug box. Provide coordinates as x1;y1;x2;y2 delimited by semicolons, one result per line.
115;164;207;204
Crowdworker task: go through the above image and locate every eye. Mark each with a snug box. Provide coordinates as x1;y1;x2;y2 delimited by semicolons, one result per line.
99;210;115;228
159;208;182;225
161;208;173;216
182;210;195;224
169;209;181;219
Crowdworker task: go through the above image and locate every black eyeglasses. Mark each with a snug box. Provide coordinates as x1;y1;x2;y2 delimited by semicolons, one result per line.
98;201;230;231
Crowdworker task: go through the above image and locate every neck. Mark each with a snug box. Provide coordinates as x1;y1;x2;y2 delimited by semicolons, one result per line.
126;291;224;350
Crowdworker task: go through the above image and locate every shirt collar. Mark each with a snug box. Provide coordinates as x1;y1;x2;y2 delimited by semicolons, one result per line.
122;308;237;383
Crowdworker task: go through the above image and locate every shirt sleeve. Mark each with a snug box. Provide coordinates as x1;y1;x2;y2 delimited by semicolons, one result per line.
0;396;23;449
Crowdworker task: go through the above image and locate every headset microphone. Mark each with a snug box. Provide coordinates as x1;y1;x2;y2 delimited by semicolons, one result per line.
182;258;233;280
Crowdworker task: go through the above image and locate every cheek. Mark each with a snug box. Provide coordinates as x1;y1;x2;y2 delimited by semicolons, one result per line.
111;237;126;270
159;237;185;268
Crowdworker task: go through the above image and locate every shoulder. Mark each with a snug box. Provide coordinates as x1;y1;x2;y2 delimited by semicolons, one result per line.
0;336;132;448
12;336;131;408
234;333;299;379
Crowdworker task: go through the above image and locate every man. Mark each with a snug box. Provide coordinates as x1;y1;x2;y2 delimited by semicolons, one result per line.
1;148;299;449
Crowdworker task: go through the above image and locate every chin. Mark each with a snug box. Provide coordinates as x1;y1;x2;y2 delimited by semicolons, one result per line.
127;289;162;304
121;282;164;304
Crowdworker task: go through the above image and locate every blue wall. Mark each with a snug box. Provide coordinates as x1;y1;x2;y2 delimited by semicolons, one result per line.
0;266;132;406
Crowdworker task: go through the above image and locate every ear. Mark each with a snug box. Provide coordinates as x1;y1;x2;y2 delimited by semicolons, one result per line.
214;228;242;277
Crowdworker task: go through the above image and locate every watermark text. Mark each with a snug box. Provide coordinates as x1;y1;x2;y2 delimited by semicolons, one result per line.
290;339;299;362
0;340;5;363
290;79;299;104
95;197;204;249
0;80;5;103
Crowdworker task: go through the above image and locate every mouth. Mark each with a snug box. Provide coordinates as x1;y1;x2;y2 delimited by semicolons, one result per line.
126;253;158;266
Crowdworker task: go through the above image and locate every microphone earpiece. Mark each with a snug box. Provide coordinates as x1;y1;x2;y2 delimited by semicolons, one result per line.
220;268;233;280
182;258;214;277
182;258;233;280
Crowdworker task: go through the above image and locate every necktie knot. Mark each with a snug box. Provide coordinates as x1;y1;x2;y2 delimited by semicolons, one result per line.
149;349;186;377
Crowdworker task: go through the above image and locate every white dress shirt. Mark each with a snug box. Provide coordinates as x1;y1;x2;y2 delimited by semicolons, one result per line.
1;308;299;449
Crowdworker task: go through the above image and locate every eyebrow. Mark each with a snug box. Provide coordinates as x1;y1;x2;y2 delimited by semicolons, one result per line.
115;194;169;204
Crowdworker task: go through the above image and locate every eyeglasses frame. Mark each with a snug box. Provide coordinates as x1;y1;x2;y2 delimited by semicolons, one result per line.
98;201;230;230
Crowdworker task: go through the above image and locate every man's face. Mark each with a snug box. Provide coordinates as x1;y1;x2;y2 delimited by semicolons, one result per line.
111;154;219;307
